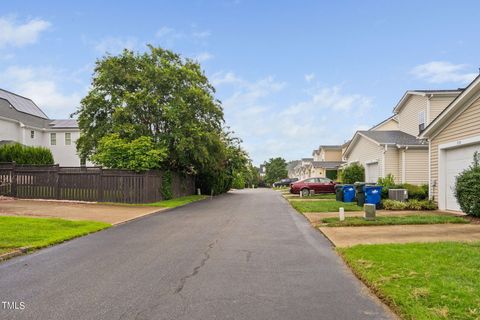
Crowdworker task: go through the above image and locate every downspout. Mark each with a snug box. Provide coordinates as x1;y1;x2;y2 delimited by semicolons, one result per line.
382;145;387;178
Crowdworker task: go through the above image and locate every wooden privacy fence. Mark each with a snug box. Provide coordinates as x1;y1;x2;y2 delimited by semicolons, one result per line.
0;163;195;204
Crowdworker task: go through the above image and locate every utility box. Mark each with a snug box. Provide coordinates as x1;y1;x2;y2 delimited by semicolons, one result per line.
388;189;408;202
364;204;376;221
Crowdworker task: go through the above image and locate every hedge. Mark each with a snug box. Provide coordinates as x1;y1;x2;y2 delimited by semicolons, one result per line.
0;143;54;165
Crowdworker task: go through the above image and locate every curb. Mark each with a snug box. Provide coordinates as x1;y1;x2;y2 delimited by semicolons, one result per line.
0;247;30;261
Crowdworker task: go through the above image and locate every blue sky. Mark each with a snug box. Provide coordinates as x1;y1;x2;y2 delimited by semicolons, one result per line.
1;1;479;165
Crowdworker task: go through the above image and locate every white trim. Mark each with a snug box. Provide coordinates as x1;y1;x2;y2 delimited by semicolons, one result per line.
421;76;480;138
437;135;480;210
381;145;387;178
426;95;431;125
365;159;379;165
343;132;380;158
428;140;432;200
401;149;406;183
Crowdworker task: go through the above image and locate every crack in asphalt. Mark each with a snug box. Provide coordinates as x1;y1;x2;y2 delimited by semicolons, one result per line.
174;239;218;295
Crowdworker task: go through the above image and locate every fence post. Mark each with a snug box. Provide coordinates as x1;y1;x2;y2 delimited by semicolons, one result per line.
98;167;104;202
54;164;60;199
11;161;17;197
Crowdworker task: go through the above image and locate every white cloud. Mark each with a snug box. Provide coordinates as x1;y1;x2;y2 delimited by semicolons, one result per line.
215;72;373;164
410;61;477;84
192;30;211;39
94;36;138;54
0;16;50;48
0;66;84;118
304;73;315;82
193;52;214;62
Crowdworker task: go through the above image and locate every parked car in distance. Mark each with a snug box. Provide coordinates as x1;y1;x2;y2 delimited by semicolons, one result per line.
273;178;298;187
290;177;336;196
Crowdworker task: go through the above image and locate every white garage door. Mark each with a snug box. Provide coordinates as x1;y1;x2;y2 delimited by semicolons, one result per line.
445;143;480;211
366;162;379;183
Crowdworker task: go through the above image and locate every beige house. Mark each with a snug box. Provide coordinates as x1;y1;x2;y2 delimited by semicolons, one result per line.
420;76;480;211
291;146;344;180
343;89;461;184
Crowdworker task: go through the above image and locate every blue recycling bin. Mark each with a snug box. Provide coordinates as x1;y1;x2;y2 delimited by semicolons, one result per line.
342;185;355;202
364;185;383;207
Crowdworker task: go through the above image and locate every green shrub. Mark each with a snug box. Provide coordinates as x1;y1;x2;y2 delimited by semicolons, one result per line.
383;199;437;211
341;163;365;184
377;174;396;188
0;143;54;165
382;199;407;210
455;152;480;216
406;199;423;210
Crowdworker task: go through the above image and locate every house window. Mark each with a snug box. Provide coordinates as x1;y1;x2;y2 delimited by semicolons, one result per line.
30;130;35;139
418;111;426;132
65;132;71;145
50;133;56;145
80;158;86;166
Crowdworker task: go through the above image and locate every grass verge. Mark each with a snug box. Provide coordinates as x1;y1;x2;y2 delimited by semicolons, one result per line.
103;195;207;208
290;200;362;213
0;216;110;252
288;193;336;200
321;215;468;227
339;242;480;319
142;195;208;208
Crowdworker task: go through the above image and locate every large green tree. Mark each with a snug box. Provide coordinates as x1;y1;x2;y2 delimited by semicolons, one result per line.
75;45;251;194
75;45;223;173
264;157;288;184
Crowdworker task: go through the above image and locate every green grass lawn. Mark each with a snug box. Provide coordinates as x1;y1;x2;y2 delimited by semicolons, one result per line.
103;195;207;208
144;195;207;208
321;215;468;227
339;242;480;319
0;216;110;252
290;200;362;213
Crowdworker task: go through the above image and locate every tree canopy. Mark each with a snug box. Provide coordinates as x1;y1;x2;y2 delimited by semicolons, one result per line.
264;157;288;184
75;45;251;194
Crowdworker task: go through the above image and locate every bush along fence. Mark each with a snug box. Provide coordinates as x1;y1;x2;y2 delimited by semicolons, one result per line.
0;163;195;204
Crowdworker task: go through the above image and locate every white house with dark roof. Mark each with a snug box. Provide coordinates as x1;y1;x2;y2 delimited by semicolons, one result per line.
0;88;89;166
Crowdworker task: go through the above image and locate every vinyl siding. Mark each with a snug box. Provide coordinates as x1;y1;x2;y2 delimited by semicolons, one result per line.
346;136;383;179
384;147;400;183
373;119;399;131
397;95;427;137
431;96;480;201
429;95;458;124
324;149;342;161
404;149;428;185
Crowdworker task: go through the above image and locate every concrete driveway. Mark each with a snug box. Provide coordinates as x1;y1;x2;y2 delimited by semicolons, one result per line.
0;199;162;224
0;189;394;320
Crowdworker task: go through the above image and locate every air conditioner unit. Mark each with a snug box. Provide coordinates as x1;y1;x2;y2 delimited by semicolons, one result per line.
388;189;408;202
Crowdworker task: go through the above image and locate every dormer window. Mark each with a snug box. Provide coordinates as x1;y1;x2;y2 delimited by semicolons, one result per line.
418;110;426;133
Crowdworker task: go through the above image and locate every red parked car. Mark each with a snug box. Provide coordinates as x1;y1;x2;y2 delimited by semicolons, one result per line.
290;177;336;196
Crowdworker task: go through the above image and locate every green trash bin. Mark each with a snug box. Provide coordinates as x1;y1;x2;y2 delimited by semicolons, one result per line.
354;182;375;206
335;184;344;202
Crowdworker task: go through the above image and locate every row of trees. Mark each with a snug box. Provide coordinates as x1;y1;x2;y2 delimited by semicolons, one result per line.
75;45;255;194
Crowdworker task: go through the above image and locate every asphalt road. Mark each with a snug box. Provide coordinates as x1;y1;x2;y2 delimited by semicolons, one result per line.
0;189;393;320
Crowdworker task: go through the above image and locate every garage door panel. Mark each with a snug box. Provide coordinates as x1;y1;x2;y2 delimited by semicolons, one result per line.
444;143;480;211
366;163;379;183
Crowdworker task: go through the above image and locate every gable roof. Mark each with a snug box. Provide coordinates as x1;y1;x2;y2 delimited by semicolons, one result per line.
392;89;462;114
360;130;427;146
420;75;480;138
0;88;49;119
312;161;345;169
319;145;342;149
344;130;427;157
369;115;398;131
49;119;78;129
